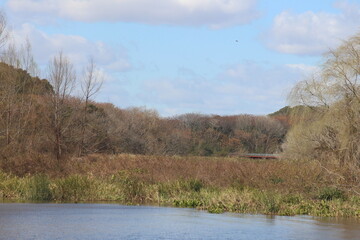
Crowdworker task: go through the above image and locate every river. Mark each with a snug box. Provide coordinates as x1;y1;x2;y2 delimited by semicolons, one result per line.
0;203;359;239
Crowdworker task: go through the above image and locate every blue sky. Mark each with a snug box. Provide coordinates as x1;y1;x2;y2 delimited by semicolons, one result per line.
1;0;360;116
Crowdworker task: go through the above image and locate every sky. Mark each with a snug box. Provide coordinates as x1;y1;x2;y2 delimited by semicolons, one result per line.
1;0;360;117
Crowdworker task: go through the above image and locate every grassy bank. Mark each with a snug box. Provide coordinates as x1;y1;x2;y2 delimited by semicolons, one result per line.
1;154;359;217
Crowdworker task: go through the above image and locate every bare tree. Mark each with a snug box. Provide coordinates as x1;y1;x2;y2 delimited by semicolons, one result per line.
1;38;39;76
78;58;103;156
0;11;8;49
285;32;360;166
81;58;103;104
47;52;76;161
0;63;17;146
20;38;39;77
1;43;20;68
0;44;39;156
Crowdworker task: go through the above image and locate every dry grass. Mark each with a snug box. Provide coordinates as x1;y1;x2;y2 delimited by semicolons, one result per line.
2;153;359;199
1;154;359;217
60;154;360;197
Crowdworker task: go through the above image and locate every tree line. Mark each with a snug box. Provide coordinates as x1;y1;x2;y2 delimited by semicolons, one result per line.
0;59;288;162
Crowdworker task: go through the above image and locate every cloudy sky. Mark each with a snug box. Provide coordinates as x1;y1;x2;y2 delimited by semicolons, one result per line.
1;0;360;116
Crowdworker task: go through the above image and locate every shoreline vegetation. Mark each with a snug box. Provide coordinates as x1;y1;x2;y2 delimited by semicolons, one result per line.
1;154;359;218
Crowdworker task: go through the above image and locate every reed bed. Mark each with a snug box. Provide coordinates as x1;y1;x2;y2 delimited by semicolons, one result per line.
1;154;359;217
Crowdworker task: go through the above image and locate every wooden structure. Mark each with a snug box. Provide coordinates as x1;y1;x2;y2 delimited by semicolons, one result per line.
238;153;279;159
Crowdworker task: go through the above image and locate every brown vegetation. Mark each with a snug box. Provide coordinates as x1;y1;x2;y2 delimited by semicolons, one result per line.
0;58;288;169
22;154;353;197
1;153;359;217
284;32;360;168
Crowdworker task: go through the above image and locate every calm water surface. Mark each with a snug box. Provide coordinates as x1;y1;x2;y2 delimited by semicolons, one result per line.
0;203;359;240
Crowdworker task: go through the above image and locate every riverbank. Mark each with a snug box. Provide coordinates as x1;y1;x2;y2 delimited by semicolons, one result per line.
1;154;359;217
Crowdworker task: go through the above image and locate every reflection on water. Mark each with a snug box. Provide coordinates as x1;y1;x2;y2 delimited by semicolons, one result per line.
0;203;359;240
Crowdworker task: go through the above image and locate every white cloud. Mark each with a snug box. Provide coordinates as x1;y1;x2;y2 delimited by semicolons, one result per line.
6;0;259;28
265;0;360;55
10;23;132;73
285;64;320;76
137;63;316;116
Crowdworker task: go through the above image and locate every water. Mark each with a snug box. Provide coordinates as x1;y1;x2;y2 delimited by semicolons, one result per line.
0;203;359;240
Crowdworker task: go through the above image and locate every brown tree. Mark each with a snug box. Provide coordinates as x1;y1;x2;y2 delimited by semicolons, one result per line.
46;52;76;161
285;32;360;166
78;58;103;156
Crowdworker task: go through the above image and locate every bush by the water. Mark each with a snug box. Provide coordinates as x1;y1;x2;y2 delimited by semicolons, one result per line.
27;174;52;201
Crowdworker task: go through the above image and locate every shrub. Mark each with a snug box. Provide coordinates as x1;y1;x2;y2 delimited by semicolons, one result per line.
188;179;203;192
52;175;92;201
282;194;301;204
208;203;226;214
257;191;280;214
176;179;204;192
122;177;145;203
112;171;145;203
318;187;345;201
27;174;52;201
174;199;204;208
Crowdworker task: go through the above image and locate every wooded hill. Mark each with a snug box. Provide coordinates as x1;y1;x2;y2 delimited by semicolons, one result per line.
0;61;290;174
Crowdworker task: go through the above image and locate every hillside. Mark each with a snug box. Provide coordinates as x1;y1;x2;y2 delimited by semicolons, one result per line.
0;62;291;175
